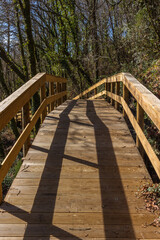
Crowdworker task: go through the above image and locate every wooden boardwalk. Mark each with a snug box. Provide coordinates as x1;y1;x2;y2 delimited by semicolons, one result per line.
0;100;158;239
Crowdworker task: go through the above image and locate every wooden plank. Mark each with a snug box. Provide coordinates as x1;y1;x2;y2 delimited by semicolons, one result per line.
0;91;66;183
14;165;149;179
105;82;110;102
123;72;160;131
46;91;67;106
136;102;144;157
0;99;47;183
22;101;30;156
55;82;59;107
0;238;149;240
0;238;155;240
106;73;122;83
1;195;148;214
121;98;160;178
74;71;160;132
0;186;2;204
0;238;143;240
40;84;47;123
110;82;115;106
11;178;148;191
64;83;67;101
88;90;106;100
62;83;66;103
123;84;129;119
106;91;122;104
0;99;157;239
7;179;147;195
73;79;106;99
115;82;120;110
0;73;46;131
0;212;155;225
46;74;67;83
0;224;159;238
49;82;54;111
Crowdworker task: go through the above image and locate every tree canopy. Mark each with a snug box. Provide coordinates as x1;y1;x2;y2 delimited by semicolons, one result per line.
0;0;160;98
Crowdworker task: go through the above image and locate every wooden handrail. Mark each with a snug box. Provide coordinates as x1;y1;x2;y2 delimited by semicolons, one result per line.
73;78;106;100
73;72;160;178
0;73;67;202
0;73;67;131
0;73;46;131
122;73;160;131
46;74;67;83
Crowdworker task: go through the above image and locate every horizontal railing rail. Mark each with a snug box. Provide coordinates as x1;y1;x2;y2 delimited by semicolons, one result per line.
73;72;160;179
0;73;67;202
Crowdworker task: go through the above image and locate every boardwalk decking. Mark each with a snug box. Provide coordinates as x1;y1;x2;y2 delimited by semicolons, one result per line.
0;100;158;239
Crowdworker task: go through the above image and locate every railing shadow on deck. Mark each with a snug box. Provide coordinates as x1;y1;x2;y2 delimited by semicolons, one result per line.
86;100;136;239
1;100;82;239
1;99;136;238
23;100;81;239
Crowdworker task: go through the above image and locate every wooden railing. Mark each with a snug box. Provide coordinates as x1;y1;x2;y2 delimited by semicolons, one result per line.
74;72;160;179
0;73;67;202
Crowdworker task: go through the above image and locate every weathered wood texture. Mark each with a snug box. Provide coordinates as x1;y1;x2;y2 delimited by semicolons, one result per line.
74;72;160;132
0;91;67;184
0;73;67;131
0;73;67;192
40;84;47;123
115;82;120;110
73;79;106;99
121;98;160;178
0;100;157;239
123;73;160;131
49;82;54;111
73;72;160;178
136;102;144;156
22;101;30;156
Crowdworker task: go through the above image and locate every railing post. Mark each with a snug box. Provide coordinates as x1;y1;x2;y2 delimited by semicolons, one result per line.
62;83;64;103
0;184;2;203
49;82;54;111
56;82;58;107
40;84;47;123
111;82;115;106
22;101;30;156
65;83;67;101
87;92;89;99
123;84;129;119
47;83;50;114
59;83;62;105
60;83;63;104
57;82;61;106
105;81;110;102
136;103;144;157
63;82;67;102
94;88;97;96
115;81;120;110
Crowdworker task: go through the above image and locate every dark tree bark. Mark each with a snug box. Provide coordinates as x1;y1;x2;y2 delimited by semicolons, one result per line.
0;45;26;82
91;0;100;81
144;0;160;43
18;0;40;132
14;1;29;81
0;59;20;139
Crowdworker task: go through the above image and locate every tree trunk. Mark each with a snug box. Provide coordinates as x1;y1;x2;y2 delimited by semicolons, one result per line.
0;59;20;139
19;0;40;132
